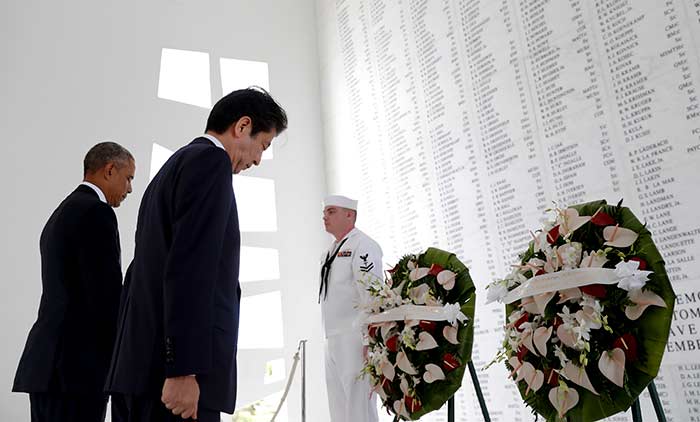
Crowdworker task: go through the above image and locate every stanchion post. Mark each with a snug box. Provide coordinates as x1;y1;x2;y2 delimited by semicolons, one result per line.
300;340;307;422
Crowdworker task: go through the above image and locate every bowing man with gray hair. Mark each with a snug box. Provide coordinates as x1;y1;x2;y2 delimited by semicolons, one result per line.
320;195;383;422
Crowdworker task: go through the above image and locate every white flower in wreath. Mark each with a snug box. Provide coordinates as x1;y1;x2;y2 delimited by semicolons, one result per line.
507;329;521;351
579;295;603;330
572;315;593;347
615;260;651;291
558;242;583;270
553;344;570;367
557;306;576;326
401;325;417;349
486;280;510;304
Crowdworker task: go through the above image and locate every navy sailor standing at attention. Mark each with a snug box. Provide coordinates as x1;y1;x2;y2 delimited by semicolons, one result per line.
13;142;135;422
320;195;383;422
106;87;287;422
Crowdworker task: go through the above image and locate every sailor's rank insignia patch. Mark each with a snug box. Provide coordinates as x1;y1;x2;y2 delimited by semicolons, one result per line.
360;253;374;272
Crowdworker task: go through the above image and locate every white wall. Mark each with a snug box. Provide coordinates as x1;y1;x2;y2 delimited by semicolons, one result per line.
0;0;330;420
316;0;700;420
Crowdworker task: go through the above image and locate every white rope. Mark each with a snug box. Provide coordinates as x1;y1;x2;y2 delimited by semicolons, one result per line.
270;340;304;422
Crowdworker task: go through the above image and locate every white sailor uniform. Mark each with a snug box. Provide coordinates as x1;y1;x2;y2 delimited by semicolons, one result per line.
320;227;382;422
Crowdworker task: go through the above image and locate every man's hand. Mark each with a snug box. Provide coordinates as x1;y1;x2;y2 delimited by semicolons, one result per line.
162;375;200;420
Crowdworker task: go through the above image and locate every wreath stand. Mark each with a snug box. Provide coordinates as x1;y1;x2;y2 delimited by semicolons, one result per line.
631;380;667;422
447;361;491;422
446;375;666;422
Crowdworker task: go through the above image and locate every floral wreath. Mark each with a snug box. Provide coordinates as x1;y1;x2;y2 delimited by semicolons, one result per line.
359;247;475;420
487;200;675;421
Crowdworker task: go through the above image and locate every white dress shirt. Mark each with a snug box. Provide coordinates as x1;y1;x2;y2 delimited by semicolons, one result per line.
80;181;107;204
201;134;226;151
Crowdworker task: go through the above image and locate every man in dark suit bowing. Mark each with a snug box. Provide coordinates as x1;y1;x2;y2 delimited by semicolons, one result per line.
13;142;135;422
106;87;287;422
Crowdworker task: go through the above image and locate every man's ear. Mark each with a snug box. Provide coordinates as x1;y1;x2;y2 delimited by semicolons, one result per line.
103;162;116;179
232;116;252;139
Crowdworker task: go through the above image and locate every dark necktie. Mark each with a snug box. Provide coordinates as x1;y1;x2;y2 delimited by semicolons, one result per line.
319;238;349;303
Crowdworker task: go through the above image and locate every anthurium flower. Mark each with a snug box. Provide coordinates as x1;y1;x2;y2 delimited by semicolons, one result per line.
516;361;536;382
508;356;523;382
557;208;591;236
590;209;616;226
409;284;431;305
409;266;430;282
598;348;626;387
442;353;460;372
521;329;538;356
508;356;523;378
416;331;438;350
399;376;410;396
547;225;560;244
423;363;446;383
557;288;582;304
393;399;410;419
517;345;529;361
548;385;579;418
533;229;554;254
613;334;638;362
533;291;556;314
561;362;599;395
534;326;553;356
603;225;638;248
556;324;578;349
368;325;379;339
580;250;608;268
521;297;540;315
443;325;459;345
519;362;545;394
428;263;444;276
380;321;397;340
396;350;418;375
628;256;648;270
510;311;530;331
381;359;395;381
404;395;422;414
419;320;437;332
437;269;456;290
386;335;399;353
625;288;667;320
580;284;607;298
544;368;559;386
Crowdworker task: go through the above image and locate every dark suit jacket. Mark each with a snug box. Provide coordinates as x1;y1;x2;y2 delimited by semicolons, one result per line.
106;138;241;413
13;185;122;394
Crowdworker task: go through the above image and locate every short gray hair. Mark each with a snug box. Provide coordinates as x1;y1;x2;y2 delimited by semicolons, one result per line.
83;141;134;176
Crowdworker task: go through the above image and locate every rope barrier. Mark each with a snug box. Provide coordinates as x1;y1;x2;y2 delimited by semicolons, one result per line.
270;340;306;422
